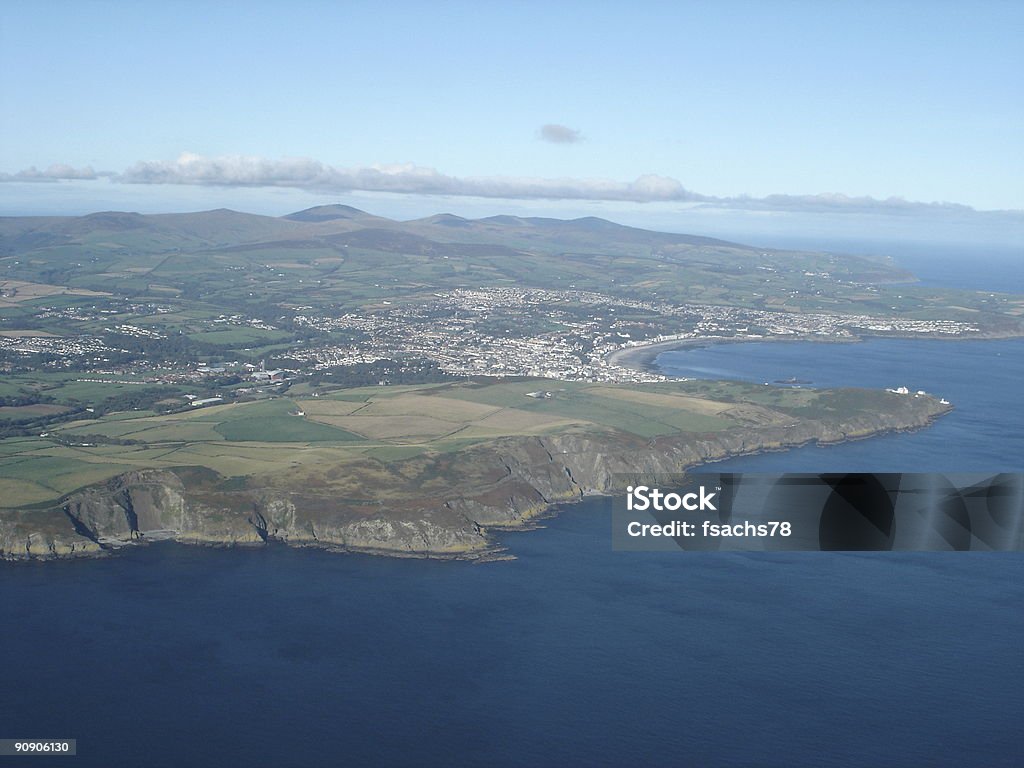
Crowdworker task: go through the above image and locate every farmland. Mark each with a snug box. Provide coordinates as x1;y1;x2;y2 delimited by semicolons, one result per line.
0;375;915;509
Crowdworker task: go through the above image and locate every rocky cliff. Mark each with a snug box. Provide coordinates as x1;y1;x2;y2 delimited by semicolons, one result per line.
0;395;950;561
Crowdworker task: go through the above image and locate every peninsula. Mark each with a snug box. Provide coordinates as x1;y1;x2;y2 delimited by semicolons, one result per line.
0;206;1016;560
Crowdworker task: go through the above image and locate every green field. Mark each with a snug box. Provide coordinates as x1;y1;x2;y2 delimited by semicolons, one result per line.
187;328;292;345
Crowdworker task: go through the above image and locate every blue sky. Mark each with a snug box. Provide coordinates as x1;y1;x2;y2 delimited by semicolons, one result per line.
1;0;1022;236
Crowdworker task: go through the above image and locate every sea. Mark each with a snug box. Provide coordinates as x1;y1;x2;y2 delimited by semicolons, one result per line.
2;241;1023;768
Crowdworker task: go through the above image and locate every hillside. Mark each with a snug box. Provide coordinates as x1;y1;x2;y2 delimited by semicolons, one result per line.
1;205;921;309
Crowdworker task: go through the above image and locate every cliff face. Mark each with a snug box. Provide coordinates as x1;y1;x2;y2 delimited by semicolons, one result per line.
0;397;950;561
457;398;946;528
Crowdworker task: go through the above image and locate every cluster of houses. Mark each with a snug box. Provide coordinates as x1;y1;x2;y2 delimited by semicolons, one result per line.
194;361;288;382
183;361;293;409
886;385;951;405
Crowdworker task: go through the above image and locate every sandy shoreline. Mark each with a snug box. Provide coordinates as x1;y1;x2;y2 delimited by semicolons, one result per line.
605;338;723;373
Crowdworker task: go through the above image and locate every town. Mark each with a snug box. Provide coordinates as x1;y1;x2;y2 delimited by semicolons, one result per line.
2;287;982;397
286;287;979;383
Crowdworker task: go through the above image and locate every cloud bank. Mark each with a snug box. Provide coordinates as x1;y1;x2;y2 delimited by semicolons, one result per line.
1;152;1017;218
117;152;704;203
0;163;101;182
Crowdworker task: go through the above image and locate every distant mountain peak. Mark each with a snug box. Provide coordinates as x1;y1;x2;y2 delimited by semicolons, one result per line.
422;213;471;227
568;216;619;229
284;204;373;222
479;215;526;226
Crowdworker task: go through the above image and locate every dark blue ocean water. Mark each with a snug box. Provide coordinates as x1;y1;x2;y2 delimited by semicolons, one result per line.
2;243;1023;767
658;337;1024;474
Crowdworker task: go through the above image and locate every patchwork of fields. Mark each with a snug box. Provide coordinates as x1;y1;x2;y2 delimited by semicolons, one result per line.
0;377;808;508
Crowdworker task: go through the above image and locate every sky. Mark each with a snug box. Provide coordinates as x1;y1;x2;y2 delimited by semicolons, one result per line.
1;1;1022;243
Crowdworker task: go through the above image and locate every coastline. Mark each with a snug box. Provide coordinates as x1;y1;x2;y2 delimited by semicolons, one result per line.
1;394;952;564
6;332;989;565
607;336;753;374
